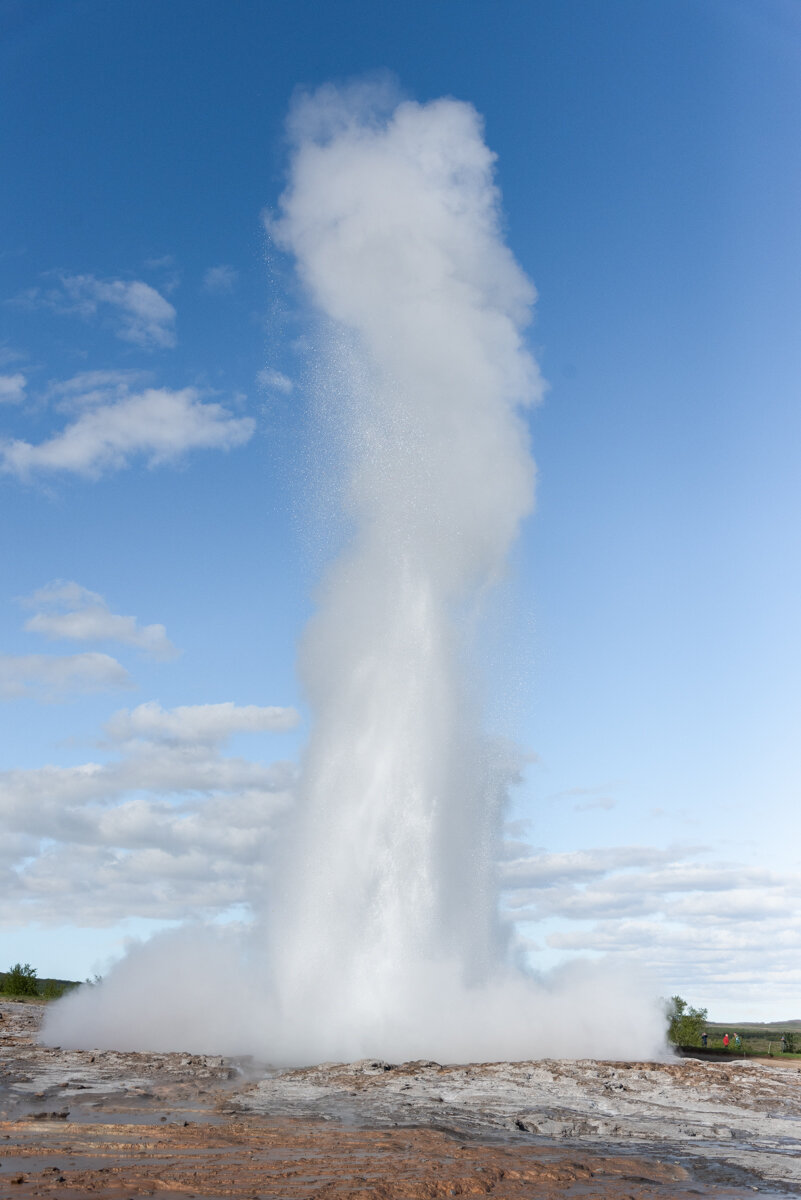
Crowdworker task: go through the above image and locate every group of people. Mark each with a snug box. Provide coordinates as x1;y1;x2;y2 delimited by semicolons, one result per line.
697;1031;796;1053
700;1032;741;1050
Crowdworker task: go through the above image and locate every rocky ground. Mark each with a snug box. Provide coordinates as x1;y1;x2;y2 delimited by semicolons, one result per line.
1;999;800;1198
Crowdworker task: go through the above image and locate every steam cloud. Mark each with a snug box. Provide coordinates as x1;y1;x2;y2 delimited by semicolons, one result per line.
44;83;664;1063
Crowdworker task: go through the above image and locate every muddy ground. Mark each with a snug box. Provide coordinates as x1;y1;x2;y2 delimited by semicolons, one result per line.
1;1000;800;1199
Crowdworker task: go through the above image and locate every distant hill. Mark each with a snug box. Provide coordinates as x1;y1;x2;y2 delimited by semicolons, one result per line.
707;1019;801;1032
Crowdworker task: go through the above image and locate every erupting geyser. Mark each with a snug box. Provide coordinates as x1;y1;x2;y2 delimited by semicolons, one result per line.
265;84;542;1055
43;83;663;1063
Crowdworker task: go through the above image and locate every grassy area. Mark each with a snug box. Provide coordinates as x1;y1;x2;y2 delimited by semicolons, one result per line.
703;1019;801;1056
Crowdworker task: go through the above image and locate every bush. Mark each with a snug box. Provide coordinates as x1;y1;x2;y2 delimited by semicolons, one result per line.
2;962;39;997
666;994;708;1046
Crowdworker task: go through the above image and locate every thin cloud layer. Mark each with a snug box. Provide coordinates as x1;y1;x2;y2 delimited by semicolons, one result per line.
500;845;695;889
75;275;174;346
0;373;26;404
22;581;179;660
0;386;255;479
0;652;132;700
45;369;151;409
202;265;238;294
105;701;300;745
256;368;293;394
56;274;177;348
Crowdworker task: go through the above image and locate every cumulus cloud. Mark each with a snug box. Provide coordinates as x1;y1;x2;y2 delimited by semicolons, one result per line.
0;386;255;479
499;836;801;1016
202;265;238;294
0;701;297;925
0;372;26;404
105;700;300;745
0;652;132;700
21;581;178;659
543;903;801;1018
256;368;293;394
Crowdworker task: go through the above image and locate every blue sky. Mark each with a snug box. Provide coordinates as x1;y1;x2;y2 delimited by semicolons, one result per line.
1;0;800;1020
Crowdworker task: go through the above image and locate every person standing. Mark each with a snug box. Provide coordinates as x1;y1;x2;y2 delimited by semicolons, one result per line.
723;1033;729;1048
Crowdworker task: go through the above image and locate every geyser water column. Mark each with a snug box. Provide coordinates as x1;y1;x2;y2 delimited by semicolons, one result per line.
42;85;663;1063
265;83;544;1060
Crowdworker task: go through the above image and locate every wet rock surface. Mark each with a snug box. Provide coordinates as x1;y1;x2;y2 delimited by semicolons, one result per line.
2;1000;799;1197
236;1054;801;1188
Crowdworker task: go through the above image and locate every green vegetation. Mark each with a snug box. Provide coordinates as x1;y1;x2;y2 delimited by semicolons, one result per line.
666;997;801;1057
0;962;81;1000
666;995;708;1047
42;978;69;1000
1;962;39;996
704;1019;801;1057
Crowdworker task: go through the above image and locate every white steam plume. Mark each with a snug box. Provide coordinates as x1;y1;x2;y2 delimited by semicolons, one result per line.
43;83;663;1063
263;85;541;1056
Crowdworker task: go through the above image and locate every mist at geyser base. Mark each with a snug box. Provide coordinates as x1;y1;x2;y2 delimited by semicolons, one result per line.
43;83;664;1064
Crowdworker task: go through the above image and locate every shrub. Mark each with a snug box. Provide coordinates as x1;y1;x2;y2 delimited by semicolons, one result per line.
2;962;39;997
666;995;708;1046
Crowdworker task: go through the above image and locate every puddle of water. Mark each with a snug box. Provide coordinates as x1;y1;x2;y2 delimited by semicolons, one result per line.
62;1104;222;1126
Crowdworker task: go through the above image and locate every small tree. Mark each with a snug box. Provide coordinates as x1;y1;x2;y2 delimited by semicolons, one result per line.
2;962;39;997
666;995;708;1046
784;1033;797;1054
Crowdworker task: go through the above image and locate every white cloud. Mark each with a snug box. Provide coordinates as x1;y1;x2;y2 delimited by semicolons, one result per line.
0;752;293;842
0;346;25;369
0;386;255;479
500;845;693;890
256;368;293;394
58;274;177;348
45;369;150;409
22;581;178;660
501;838;801;1016
1;708;798;1015
541;905;801;1018
143;255;181;294
0;702;296;925
105;700;300;745
0;373;26;404
12;275;176;348
202;265;238;294
573;797;615;812
0;652;132;700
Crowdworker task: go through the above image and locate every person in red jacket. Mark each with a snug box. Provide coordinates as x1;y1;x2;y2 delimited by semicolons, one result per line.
723;1033;729;1048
